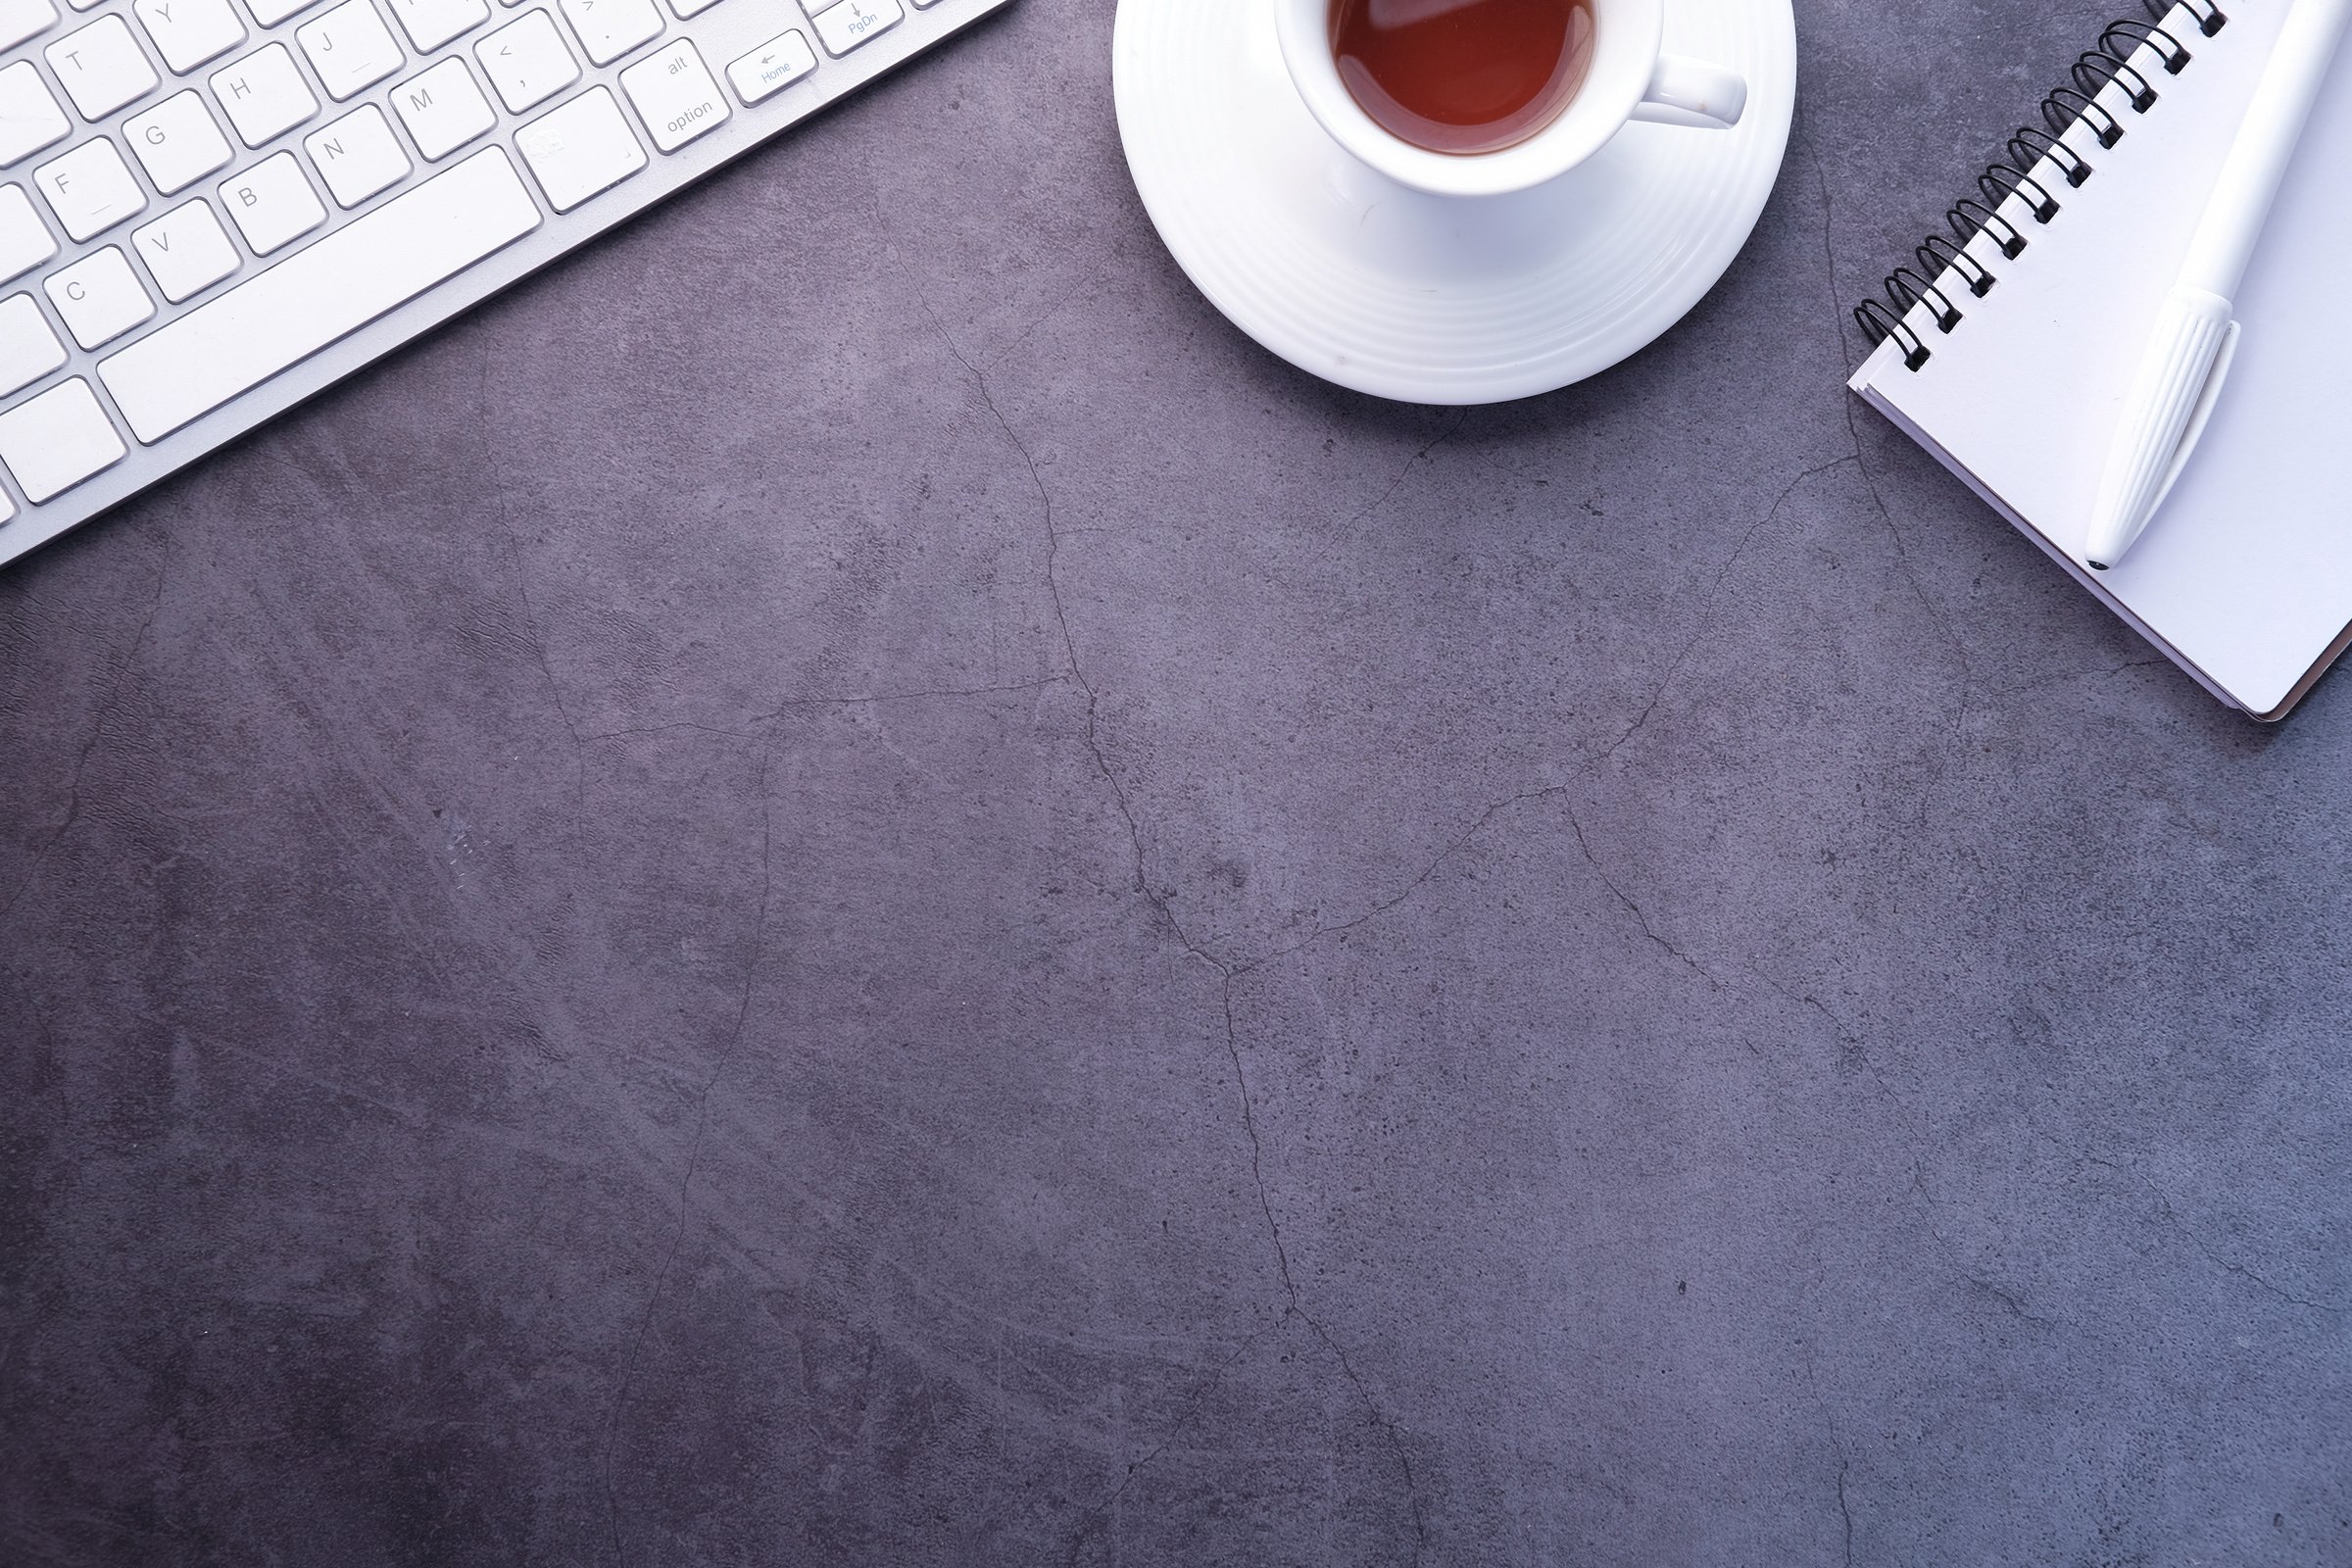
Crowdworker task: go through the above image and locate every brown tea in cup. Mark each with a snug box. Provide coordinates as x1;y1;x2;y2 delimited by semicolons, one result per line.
1327;0;1599;156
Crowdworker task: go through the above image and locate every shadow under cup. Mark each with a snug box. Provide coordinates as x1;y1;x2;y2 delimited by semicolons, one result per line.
1327;0;1601;156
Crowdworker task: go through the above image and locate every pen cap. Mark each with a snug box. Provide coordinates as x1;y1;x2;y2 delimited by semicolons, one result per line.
2083;287;2234;569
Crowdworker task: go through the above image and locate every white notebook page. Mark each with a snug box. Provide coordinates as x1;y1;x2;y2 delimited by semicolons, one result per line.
1848;4;2352;716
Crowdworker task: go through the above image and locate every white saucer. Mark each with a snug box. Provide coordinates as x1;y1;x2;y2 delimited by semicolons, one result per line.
1111;0;1797;405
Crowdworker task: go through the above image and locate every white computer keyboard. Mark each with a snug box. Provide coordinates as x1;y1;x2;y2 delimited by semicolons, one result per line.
0;0;1012;566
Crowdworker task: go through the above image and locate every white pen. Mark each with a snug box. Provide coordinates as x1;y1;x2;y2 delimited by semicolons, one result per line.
2083;0;2352;571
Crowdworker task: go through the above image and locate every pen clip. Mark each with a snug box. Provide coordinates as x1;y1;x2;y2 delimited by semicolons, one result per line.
2148;317;2240;521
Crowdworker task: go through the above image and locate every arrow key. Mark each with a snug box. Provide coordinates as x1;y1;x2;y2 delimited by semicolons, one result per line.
725;27;814;106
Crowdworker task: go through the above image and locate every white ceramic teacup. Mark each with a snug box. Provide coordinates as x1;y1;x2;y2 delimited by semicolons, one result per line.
1274;0;1748;199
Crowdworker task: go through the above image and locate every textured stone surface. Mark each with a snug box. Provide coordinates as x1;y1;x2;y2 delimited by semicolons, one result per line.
5;1;2349;1563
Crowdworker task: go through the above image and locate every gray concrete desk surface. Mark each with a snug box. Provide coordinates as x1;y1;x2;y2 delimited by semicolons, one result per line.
3;1;2346;1562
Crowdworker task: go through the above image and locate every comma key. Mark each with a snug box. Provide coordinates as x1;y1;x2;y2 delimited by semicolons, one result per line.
475;10;578;115
617;38;726;154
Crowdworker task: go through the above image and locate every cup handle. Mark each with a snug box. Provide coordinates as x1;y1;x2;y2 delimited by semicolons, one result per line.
1628;54;1748;129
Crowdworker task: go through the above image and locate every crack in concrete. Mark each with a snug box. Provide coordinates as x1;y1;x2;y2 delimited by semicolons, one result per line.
1311;410;1469;564
1607;454;1857;760
1908;1163;2059;1328
1807;141;1973;691
496;527;588;824
1216;970;1434;1560
1747;970;2065;1332
1744;962;1922;1118
888;239;1433;1564
598;737;777;1568
2137;1170;2344;1314
1293;1293;1432;1566
890;242;1189;950
1561;800;1720;989
1836;1455;1855;1568
478;340;590;837
1213;975;1288;1283
1060;1317;1283;1568
1802;1341;1858;1568
1246;785;1569;973
997;242;1121;369
2052;1139;2347;1314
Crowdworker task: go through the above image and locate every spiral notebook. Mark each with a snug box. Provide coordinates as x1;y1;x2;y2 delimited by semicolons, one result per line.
1847;0;2352;719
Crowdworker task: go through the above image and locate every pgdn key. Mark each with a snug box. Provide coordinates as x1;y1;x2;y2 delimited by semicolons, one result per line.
618;41;728;154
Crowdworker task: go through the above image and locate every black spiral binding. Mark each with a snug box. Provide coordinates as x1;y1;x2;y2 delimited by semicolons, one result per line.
1852;0;2230;372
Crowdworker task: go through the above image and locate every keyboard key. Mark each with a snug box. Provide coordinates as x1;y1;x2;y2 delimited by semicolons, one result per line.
130;197;236;300
46;17;161;121
618;39;724;152
220;149;322;252
32;137;144;240
391;58;493;161
246;0;320;22
132;0;245;74
0;291;65;397
0;61;74;167
125;89;232;193
64;0;102;10
725;28;813;105
808;0;898;57
211;43;317;147
0;377;124;501
45;244;153;348
304;103;408;206
514;83;640;211
382;0;486;52
100;147;540;443
0;185;57;283
667;0;719;16
475;11;575;114
0;0;58;53
297;0;402;102
558;0;659;67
